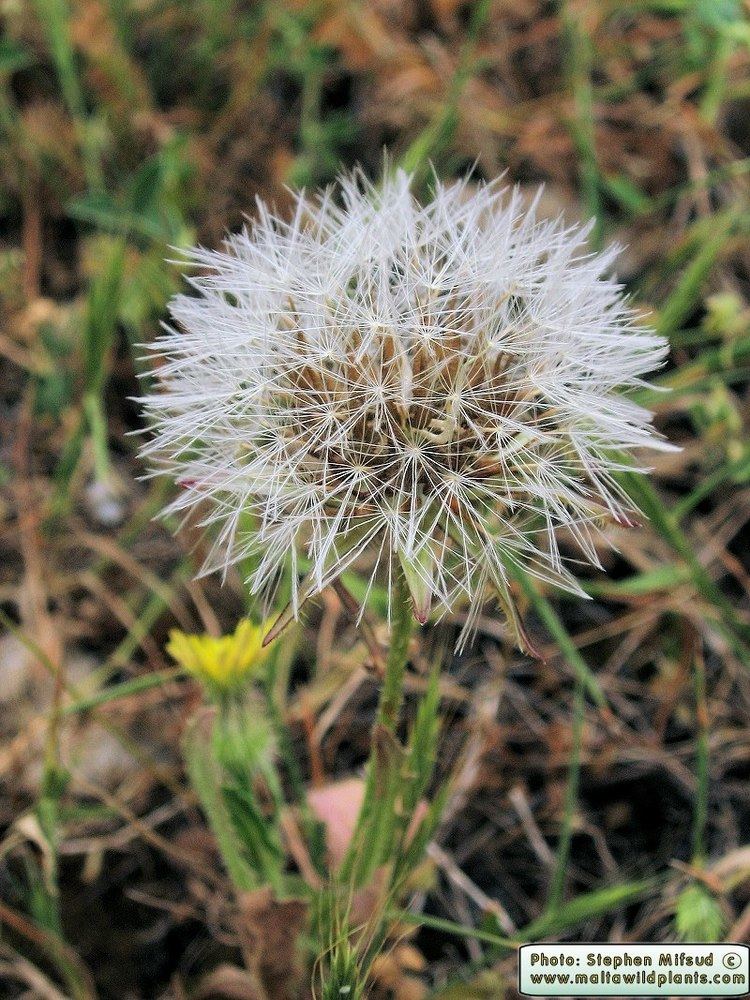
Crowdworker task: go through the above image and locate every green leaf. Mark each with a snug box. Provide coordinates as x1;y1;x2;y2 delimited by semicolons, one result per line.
62;669;183;715
67;192;169;241
506;561;610;712
522;878;660;939
602;173;654;215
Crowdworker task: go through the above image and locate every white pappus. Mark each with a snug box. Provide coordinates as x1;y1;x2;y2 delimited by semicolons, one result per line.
139;169;672;650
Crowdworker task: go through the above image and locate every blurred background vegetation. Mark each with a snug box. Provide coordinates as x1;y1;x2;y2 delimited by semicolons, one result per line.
2;0;750;997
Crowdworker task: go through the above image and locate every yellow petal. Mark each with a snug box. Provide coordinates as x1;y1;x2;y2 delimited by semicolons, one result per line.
166;619;275;693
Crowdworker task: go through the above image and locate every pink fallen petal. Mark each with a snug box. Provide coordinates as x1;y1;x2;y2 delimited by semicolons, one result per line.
307;778;365;869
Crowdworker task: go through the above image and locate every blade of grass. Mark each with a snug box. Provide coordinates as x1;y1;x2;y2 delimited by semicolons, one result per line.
389;911;518;951
98;590;172;675
620;470;750;666
633;332;750;406
655;228;734;340
698;12;736;123
505;562;610;715
49;236;127;514
399;0;493;184
586;563;692;598
691;637;709;865
544;675;585;915
83;238;127;396
61;668;183;716
561;0;603;248
0;607;190;804
0;591;180;717
650;157;750;214
522;876;660;939
391;876;659;953
0;900;96;1000
672;450;750;521
31;0;103;192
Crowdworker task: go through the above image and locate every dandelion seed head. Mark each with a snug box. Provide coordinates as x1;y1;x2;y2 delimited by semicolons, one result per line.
140;169;671;648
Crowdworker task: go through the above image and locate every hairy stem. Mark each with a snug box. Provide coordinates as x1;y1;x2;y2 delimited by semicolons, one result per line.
377;567;414;733
339;567;414;885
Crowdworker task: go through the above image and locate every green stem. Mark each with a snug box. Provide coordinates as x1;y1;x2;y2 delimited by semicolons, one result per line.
182;715;256;892
561;0;603;249
32;0;104;193
399;0;492;185
339;568;414;883
621;471;750;667
700;30;732;125
377;567;414;733
545;675;585;915
691;639;709;865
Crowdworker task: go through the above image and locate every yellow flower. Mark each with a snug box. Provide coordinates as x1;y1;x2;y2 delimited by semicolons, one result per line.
167;619;271;694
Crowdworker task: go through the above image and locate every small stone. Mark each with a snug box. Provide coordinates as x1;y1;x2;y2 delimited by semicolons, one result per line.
84;478;127;527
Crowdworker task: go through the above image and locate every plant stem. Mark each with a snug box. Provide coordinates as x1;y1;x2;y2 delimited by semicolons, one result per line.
545;674;585;914
691;638;709;865
399;0;493;186
339;567;414;883
32;0;104;193
561;0;603;249
377;566;414;733
183;714;256;891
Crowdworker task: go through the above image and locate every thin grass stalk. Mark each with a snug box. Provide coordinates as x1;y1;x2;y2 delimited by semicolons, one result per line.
691;638;710;865
621;470;750;666
32;0;104;192
399;0;492;184
545;674;585;914
561;0;603;249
